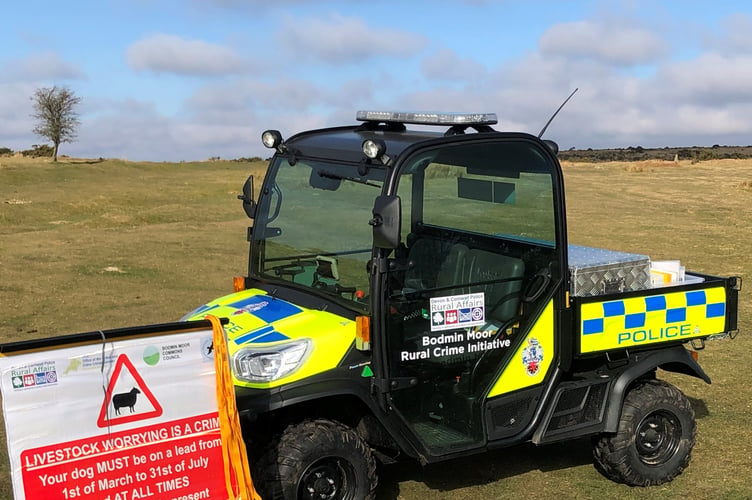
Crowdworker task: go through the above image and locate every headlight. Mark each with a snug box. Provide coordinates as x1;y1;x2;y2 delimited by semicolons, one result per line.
261;130;283;149
232;339;311;383
362;139;386;159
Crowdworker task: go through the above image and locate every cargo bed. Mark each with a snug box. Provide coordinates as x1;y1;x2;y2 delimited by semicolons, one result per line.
571;265;740;356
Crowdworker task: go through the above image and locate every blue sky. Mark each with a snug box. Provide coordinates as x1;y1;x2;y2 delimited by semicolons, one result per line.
2;0;752;161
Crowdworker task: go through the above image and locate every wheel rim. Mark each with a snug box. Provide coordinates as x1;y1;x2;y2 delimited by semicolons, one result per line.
635;409;682;466
298;456;357;500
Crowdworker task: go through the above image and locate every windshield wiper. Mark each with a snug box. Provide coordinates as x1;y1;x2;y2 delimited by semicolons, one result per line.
319;170;380;188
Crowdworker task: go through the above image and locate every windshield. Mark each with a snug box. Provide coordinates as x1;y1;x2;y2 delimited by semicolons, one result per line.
251;157;385;312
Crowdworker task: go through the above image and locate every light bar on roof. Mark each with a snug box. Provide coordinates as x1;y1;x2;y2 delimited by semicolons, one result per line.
356;110;498;126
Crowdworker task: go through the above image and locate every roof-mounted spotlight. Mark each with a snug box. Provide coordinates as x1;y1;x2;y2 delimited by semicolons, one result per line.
262;130;284;150
362;139;388;164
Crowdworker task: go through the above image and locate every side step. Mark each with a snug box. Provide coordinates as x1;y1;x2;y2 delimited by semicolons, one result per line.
532;376;611;444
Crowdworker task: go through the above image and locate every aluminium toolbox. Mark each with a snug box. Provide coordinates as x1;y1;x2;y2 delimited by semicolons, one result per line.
568;244;651;297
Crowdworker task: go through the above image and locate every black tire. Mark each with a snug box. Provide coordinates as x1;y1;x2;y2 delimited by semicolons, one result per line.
253;419;378;500
593;379;696;486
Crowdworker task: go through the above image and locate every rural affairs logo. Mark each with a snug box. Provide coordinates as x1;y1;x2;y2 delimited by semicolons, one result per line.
10;361;58;391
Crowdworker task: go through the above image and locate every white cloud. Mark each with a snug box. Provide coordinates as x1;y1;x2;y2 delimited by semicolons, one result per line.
378;21;752;151
67;107;212;161
658;53;752;106
0;83;37;150
57;88;322;161
66;73;396;161
421;49;487;82
0;52;84;83
539;20;668;66
126;34;249;76
181;77;377;150
713;13;752;54
9;4;752;160
185;78;334;122
277;14;426;64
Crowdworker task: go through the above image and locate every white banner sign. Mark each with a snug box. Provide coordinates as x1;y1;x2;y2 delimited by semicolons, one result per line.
0;322;230;500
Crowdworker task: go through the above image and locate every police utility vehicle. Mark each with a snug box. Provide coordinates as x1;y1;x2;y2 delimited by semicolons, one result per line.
183;111;741;499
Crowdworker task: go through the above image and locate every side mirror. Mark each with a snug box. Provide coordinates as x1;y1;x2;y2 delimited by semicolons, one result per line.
238;175;256;219
370;195;401;249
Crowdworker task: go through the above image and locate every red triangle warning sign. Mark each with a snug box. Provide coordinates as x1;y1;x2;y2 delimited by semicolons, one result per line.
97;353;163;427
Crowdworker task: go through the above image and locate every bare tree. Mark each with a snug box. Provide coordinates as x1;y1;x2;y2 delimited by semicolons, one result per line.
31;86;81;162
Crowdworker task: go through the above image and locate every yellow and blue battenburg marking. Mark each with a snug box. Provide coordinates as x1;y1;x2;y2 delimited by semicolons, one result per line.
579;287;727;354
228;295;302;344
183;288;356;388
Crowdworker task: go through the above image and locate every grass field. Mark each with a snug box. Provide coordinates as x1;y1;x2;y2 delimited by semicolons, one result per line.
1;156;750;499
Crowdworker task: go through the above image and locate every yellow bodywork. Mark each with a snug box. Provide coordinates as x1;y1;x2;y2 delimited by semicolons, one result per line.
488;300;555;398
579;287;727;354
184;289;355;388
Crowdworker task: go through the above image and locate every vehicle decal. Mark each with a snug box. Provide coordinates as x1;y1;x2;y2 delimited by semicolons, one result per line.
487;300;554;398
521;338;544;376
228;295;302;323
233;325;289;344
579;287;727;353
183;289;356;388
429;292;485;331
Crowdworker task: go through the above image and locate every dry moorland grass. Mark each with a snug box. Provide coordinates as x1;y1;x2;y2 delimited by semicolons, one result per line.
0;156;750;500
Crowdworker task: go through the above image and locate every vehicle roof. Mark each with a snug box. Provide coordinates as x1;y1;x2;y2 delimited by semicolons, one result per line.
282;123;450;163
277;112;561;170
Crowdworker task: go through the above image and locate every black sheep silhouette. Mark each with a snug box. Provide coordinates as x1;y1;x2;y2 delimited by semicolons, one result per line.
112;387;141;415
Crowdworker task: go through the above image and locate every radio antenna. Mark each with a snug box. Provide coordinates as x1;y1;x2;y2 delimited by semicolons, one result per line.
538;88;578;138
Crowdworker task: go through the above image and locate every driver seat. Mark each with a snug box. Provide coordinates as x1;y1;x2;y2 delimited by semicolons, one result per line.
464;249;524;324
